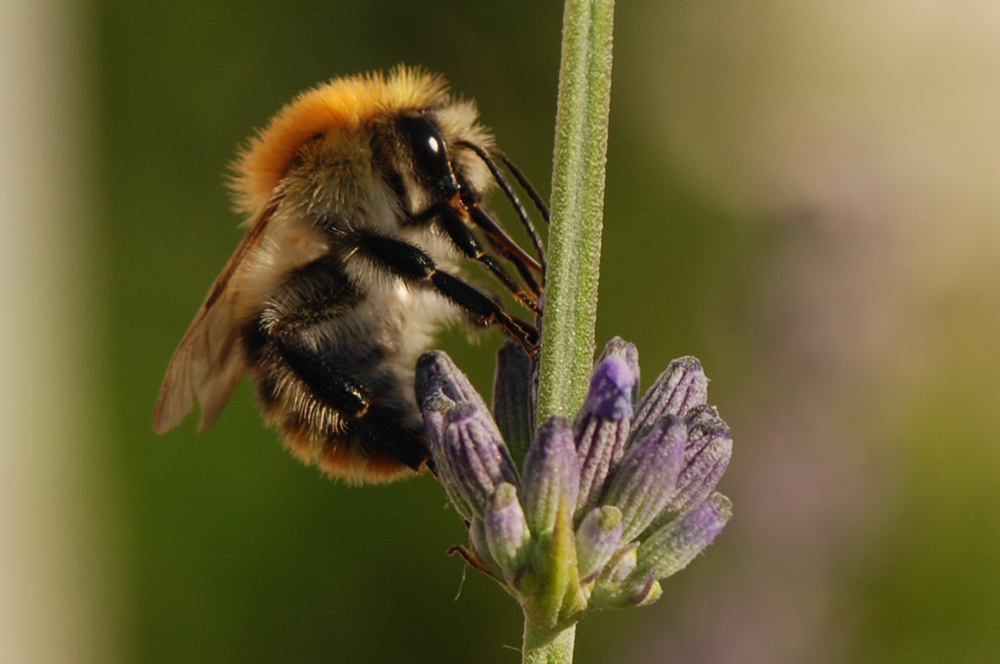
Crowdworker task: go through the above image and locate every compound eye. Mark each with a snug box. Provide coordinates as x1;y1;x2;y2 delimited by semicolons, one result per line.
399;114;458;197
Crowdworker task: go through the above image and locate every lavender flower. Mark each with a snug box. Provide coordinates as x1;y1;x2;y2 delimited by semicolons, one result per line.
417;351;517;520
493;341;535;467
601;414;687;542
631;356;708;443
573;339;639;517
635;492;732;581
640;405;734;536
576;506;623;582
441;402;520;519
415;339;733;630
483;483;532;582
522;417;580;536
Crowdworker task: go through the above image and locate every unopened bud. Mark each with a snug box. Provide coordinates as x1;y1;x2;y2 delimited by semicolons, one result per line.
575;506;624;582
522;417;580;536
636;492;732;581
601;415;686;543
574;351;638;518
441;403;519;519
484;483;533;580
632;356;707;442
493;341;534;468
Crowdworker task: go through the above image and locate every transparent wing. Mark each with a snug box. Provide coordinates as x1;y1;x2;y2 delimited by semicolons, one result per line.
153;199;281;434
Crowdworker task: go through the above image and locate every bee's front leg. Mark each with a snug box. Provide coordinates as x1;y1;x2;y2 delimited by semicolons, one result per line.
433;203;541;313
350;231;541;357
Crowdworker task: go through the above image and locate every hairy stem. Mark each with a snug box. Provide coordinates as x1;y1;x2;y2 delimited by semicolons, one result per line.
522;622;577;664
536;0;616;424
527;0;615;661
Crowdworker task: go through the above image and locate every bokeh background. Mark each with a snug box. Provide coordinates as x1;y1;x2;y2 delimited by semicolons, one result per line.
3;0;1000;662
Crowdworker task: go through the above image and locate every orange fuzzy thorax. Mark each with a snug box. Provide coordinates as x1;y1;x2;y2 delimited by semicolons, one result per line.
230;68;449;216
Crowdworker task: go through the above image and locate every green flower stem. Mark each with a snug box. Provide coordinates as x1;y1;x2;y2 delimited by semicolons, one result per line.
528;0;615;662
536;0;616;425
522;622;577;664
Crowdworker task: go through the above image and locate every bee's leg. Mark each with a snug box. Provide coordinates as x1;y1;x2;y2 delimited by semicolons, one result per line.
456;141;547;265
352;231;541;357
463;203;544;276
435;204;541;314
412;202;541;297
490;240;542;296
489;148;551;223
274;339;368;416
273;335;427;471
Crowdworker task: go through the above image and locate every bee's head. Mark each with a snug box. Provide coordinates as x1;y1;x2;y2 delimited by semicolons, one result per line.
397;113;461;201
368;99;495;217
229;69;493;218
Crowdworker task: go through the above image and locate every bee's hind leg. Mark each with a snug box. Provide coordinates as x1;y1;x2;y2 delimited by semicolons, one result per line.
273;335;428;471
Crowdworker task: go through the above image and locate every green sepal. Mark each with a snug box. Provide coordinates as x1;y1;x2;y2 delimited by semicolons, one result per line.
522;496;585;629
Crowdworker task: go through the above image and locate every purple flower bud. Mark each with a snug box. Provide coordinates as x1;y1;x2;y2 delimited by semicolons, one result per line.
484;483;532;579
442;402;520;519
674;408;732;516
601;415;686;543
644;407;734;535
632;356;707;443
522;416;581;536
583;354;636;420
596;337;640;407
416;351;514;520
573;352;639;518
419;394;475;522
635;492;732;581
576;506;623;583
416;350;492;417
417;380;452;474
493;341;534;468
431;452;477;522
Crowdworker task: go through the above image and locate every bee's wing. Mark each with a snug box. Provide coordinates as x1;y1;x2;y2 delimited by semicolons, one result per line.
153;200;281;435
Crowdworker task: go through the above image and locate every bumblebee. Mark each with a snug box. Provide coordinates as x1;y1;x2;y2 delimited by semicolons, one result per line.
154;68;546;483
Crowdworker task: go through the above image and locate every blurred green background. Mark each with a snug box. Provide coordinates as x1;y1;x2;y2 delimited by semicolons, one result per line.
3;0;999;662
